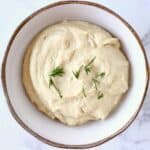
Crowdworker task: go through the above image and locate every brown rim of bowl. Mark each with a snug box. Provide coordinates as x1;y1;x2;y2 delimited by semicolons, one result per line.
1;0;149;149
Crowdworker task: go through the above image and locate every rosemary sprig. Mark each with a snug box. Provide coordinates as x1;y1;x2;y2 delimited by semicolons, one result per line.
97;91;104;100
92;72;105;98
72;65;82;79
92;78;99;91
82;86;87;97
49;66;64;77
49;78;63;98
49;77;53;88
84;56;96;74
92;72;105;91
97;72;105;78
49;66;64;98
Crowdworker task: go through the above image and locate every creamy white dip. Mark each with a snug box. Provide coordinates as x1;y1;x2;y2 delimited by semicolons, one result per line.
23;21;129;125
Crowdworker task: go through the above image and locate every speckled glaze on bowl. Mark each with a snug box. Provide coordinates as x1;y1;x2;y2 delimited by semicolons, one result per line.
1;1;149;149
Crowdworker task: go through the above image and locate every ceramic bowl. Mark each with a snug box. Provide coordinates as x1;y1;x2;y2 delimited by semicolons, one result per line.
1;1;149;149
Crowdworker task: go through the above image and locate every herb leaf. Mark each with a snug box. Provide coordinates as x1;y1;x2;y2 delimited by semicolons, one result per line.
84;66;91;74
97;91;104;100
49;66;64;77
49;77;53;88
49;78;63;98
48;66;64;98
82;86;87;97
93;72;105;90
97;72;105;78
86;56;96;66
92;78;99;91
72;65;82;79
84;56;96;74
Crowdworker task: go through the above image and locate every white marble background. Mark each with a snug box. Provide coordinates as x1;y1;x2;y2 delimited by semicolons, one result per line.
0;0;150;150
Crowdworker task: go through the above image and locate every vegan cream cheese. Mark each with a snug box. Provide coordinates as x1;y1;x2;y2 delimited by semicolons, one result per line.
22;21;129;126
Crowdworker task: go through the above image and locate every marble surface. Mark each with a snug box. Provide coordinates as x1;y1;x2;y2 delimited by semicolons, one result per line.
0;0;150;150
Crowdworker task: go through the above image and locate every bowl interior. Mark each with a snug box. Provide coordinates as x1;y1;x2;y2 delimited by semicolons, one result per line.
4;2;147;145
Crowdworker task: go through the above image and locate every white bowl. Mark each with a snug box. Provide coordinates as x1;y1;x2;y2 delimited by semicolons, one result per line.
1;1;149;149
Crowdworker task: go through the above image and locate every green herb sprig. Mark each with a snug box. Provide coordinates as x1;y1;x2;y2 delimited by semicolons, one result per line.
49;78;63;98
92;72;105;91
72;65;82;79
49;66;64;98
92;78;99;91
97;72;105;78
97;91;104;100
49;66;64;77
84;56;96;74
82;86;87;97
92;72;105;99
